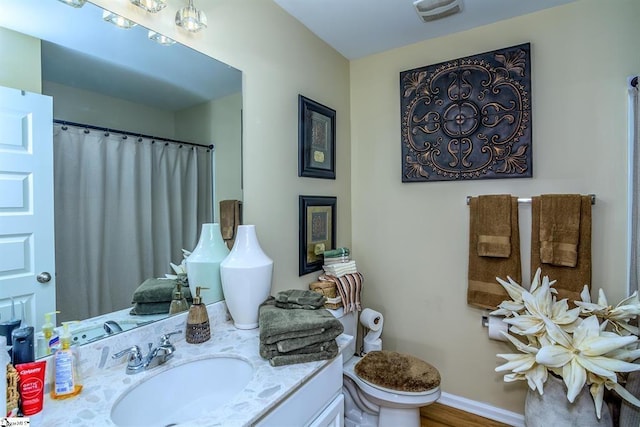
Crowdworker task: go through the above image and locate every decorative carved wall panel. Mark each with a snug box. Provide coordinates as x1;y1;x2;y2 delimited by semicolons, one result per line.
400;43;532;182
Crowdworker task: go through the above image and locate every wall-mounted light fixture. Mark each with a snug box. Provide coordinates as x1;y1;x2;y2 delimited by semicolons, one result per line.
148;31;176;46
130;0;167;13
175;0;207;33
102;10;138;29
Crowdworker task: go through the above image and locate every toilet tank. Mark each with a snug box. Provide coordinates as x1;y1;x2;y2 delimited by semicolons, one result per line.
329;307;357;361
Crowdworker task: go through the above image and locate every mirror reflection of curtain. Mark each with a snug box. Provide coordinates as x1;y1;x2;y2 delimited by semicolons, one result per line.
629;76;639;294
53;123;213;321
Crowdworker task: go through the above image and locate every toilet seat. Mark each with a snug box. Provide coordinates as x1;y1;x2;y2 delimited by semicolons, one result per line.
343;356;440;409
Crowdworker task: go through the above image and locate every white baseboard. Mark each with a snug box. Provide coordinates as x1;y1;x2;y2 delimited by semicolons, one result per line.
437;391;525;427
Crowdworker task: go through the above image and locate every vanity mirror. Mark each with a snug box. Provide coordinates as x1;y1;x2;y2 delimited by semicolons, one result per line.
0;0;242;350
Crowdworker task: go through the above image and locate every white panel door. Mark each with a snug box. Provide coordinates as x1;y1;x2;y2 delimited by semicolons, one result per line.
0;86;55;332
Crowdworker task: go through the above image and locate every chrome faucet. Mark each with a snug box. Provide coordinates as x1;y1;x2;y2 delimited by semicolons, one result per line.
113;330;182;374
103;320;123;335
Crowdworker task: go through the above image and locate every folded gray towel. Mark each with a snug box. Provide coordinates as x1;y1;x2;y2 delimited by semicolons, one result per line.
275;329;343;352
267;341;338;367
132;279;193;303
260;339;337;359
129;301;170;315
275;289;325;309
259;298;343;345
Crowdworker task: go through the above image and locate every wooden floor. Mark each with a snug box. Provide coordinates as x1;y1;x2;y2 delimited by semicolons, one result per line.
420;404;513;427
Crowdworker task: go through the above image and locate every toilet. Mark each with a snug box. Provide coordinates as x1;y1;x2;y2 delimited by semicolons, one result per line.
330;307;441;427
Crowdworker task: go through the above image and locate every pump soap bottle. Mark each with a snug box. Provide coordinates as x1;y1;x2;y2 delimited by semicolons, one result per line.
169;283;190;315
186;286;210;344
42;311;60;356
50;322;82;399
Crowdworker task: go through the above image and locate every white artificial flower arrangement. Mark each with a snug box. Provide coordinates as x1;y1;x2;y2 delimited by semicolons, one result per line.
164;249;191;284
492;268;640;418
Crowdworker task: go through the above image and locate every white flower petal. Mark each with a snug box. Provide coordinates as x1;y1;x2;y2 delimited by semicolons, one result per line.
562;359;587;403
536;345;573;368
579;334;638;357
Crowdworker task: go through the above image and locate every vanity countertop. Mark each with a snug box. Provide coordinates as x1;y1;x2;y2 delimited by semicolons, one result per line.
39;307;352;427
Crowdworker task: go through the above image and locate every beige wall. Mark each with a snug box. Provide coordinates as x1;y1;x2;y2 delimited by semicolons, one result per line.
0;27;40;93
43;80;177;137
350;0;640;413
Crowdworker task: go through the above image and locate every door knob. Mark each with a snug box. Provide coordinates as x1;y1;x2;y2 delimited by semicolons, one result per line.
37;272;52;283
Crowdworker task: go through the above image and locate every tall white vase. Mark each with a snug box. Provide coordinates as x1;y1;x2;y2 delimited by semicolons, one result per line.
186;223;230;305
220;225;273;329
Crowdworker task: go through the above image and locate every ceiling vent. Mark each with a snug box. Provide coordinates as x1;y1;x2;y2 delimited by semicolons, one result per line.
413;0;462;22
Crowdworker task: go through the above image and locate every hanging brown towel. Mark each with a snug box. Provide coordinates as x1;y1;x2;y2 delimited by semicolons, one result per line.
220;200;242;250
477;194;512;258
539;194;582;267
467;196;521;310
532;195;592;304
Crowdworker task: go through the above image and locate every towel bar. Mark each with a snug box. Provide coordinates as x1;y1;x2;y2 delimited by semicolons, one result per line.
465;194;596;205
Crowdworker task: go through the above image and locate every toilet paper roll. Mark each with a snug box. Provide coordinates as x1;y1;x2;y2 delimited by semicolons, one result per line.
360;308;383;330
363;337;382;353
360;308;383;342
488;315;509;341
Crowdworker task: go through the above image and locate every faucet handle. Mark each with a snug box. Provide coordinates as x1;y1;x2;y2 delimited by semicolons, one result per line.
113;345;143;363
160;330;182;345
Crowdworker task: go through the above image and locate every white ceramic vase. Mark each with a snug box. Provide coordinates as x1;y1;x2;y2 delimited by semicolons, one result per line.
220;225;273;329
186;223;230;305
524;374;612;427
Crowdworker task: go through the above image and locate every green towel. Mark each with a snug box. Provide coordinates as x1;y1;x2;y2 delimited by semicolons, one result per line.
275;289;325;310
259;339;336;359
258;298;343;346
267;341;338;367
131;279;193;303
323;248;350;258
129;301;170;315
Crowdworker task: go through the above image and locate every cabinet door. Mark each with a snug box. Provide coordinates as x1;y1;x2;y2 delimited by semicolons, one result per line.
309;394;344;427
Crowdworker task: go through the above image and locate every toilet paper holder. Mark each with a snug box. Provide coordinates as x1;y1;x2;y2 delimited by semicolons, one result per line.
481;313;490;328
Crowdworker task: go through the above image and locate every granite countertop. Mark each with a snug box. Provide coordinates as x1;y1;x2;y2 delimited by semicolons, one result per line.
39;303;351;427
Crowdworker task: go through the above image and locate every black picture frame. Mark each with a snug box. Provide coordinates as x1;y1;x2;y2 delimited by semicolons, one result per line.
299;195;337;276
298;95;336;179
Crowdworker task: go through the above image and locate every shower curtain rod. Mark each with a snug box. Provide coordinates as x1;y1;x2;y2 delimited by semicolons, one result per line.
466;194;596;205
53;119;214;150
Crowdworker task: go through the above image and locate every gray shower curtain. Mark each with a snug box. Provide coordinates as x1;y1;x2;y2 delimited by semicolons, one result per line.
53;123;213;321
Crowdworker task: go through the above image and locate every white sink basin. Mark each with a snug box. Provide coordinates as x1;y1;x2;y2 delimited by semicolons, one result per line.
110;356;254;427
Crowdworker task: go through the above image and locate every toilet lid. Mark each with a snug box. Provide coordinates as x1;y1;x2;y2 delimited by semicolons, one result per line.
354;350;441;393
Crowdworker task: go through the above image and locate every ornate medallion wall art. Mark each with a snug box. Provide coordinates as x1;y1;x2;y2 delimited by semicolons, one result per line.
400;43;532;182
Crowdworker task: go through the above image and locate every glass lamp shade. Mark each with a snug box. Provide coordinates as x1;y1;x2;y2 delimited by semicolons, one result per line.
175;0;208;33
57;0;87;7
102;11;137;29
130;0;167;13
148;31;176;46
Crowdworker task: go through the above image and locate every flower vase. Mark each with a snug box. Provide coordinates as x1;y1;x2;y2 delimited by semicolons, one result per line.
524;375;612;427
186;223;230;305
220;225;273;329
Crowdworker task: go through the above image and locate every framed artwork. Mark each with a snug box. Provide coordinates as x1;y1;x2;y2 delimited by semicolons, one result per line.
299;195;336;276
400;43;532;182
298;95;336;179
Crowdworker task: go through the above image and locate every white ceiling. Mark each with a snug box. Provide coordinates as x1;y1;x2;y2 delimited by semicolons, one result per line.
272;0;579;59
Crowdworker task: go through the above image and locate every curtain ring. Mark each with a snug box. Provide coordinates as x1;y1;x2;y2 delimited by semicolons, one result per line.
83;128;90;134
